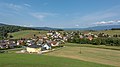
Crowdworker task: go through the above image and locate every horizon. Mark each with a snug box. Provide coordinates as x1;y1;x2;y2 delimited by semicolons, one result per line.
0;0;120;28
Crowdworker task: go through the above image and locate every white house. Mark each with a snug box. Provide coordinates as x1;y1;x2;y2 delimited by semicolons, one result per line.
42;43;51;50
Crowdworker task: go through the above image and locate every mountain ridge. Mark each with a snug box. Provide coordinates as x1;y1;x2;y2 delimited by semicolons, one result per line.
0;23;120;31
62;25;120;30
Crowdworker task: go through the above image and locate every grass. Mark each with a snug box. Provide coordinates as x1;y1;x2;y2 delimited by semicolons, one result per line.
9;30;120;39
91;30;120;36
8;30;47;39
64;43;120;51
0;53;113;67
46;43;120;67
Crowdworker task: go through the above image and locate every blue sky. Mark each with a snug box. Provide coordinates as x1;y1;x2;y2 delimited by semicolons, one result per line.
0;0;120;28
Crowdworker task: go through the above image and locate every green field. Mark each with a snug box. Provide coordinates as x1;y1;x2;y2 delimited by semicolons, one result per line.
91;30;120;36
9;30;120;39
0;53;113;67
64;43;120;51
0;43;119;67
9;30;47;39
46;43;120;67
5;30;120;67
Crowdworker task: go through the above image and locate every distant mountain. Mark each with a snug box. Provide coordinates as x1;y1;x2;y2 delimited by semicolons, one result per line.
85;25;120;30
0;23;6;26
0;23;63;31
1;23;119;31
33;27;63;31
63;25;120;30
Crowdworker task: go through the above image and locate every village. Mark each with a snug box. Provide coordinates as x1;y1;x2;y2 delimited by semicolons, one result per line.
0;30;113;54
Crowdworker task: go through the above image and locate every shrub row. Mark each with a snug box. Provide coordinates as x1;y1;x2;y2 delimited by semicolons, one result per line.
68;37;120;46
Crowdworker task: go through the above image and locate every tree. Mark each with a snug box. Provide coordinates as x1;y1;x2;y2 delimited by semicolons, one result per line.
9;35;13;38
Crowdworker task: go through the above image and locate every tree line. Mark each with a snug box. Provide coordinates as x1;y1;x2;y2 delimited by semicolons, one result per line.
68;37;120;46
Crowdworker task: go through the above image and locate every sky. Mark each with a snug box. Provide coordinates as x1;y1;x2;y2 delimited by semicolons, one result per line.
0;0;120;28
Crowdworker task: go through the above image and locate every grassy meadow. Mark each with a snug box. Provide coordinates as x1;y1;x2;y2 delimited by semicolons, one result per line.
91;30;120;36
0;53;113;67
8;30;120;39
45;43;120;67
0;44;119;67
8;30;47;39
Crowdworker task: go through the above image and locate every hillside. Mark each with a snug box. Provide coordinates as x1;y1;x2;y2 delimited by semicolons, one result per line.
9;30;47;39
0;23;39;39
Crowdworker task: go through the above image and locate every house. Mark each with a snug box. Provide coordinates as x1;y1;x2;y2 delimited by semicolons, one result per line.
87;35;93;41
0;43;7;49
26;40;35;46
42;43;51;50
47;32;53;36
79;35;84;39
51;41;60;47
17;40;24;45
7;41;17;48
26;45;41;53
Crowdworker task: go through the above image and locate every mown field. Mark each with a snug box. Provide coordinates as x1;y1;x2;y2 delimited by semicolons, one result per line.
91;30;120;36
0;53;113;67
8;30;47;39
45;43;120;67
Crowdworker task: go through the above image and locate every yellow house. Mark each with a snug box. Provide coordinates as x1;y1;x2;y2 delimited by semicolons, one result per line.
26;45;41;53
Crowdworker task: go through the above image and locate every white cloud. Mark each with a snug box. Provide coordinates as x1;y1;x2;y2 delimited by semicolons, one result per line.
95;21;113;25
30;12;58;20
21;24;33;27
8;3;23;11
108;21;114;23
72;5;120;27
24;4;31;7
0;3;23;11
75;25;79;27
30;13;46;20
117;20;120;22
94;20;120;25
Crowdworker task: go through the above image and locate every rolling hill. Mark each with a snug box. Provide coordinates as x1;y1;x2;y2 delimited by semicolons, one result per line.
33;27;63;31
0;23;39;39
